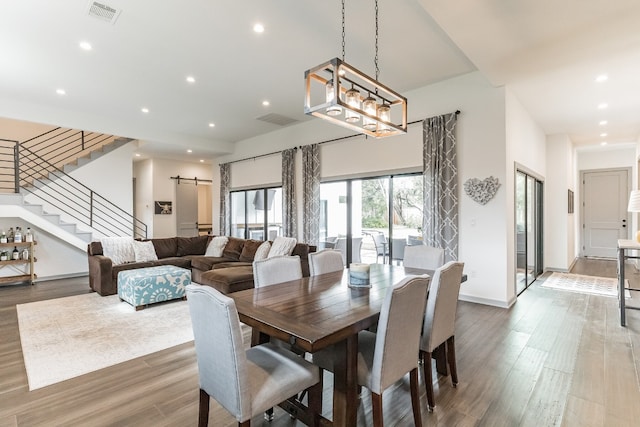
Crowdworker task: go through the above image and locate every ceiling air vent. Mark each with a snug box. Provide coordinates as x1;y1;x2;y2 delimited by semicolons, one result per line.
86;1;122;25
256;113;299;127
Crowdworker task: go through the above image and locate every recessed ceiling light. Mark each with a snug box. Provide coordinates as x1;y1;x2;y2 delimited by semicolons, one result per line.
141;107;149;113
600;132;608;137
186;76;196;84
262;100;270;106
208;123;215;128
79;41;92;51
199;159;204;163
253;23;265;33
56;88;66;95
599;120;608;126
187;149;193;153
595;74;608;83
597;102;608;109
601;141;608;146
135;153;141;157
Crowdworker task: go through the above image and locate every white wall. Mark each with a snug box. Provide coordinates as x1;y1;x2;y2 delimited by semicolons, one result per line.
505;89;547;303
133;157;214;238
546;134;575;271
213;71;513;307
133;159;154;237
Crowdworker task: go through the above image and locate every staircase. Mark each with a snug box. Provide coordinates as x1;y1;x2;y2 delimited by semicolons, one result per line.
0;128;147;250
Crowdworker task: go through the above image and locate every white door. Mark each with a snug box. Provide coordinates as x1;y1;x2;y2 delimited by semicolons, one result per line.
176;181;199;237
582;169;629;258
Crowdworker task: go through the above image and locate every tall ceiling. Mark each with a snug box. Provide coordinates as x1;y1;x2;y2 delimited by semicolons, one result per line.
1;0;639;162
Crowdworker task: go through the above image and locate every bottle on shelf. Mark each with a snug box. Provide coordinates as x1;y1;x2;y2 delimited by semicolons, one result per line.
12;246;19;260
14;227;22;243
7;227;14;243
25;227;33;243
0;230;6;244
22;248;29;260
0;251;7;261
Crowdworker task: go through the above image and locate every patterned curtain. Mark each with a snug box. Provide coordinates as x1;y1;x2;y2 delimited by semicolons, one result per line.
219;163;231;236
281;148;297;237
423;112;458;261
302;144;320;246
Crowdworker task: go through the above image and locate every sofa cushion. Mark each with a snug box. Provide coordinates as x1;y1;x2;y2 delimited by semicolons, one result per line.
151;238;178;259
205;236;228;257
190;256;234;271
176;235;209;256
149;257;192;269
239;239;263;262
223;237;245;261
212;261;253;269
199;266;255;294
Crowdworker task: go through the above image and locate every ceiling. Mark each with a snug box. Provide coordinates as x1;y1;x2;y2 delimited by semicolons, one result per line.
1;0;639;163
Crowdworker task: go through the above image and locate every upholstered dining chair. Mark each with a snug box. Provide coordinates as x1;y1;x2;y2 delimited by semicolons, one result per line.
312;275;430;426
252;255;302;287
186;284;321;427
403;244;445;270
334;237;363;265
309;249;344;276
420;261;465;412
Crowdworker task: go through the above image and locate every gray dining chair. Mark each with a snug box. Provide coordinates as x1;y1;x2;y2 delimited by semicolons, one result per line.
186;284;321;427
403;245;445;270
312;275;430;426
309;249;344;276
420;261;465;411
253;255;302;287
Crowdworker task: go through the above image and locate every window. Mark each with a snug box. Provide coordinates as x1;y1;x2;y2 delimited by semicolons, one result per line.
230;187;282;240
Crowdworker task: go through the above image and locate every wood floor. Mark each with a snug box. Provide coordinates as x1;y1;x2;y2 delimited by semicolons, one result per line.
2;259;640;426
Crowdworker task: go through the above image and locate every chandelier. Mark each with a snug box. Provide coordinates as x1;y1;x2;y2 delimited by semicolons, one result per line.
304;0;407;138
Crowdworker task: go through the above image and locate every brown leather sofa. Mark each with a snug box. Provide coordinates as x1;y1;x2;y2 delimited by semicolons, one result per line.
87;235;314;296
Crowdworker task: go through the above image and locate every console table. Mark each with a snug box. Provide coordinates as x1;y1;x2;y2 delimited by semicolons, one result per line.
617;239;640;326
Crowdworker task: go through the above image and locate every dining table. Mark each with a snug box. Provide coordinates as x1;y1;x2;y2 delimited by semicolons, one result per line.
230;263;465;426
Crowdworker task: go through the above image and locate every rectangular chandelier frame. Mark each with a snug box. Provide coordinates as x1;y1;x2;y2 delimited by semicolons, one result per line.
304;57;407;138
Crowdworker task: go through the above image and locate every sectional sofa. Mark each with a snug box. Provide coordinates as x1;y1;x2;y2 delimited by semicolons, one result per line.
87;235;314;296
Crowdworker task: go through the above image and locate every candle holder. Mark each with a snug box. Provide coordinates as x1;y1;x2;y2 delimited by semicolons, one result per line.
348;263;371;288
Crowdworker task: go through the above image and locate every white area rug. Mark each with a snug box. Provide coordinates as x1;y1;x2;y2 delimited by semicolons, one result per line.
17;293;194;390
541;272;629;298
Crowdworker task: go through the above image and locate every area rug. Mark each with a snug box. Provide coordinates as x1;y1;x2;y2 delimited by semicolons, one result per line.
540;272;629;298
17;292;194;390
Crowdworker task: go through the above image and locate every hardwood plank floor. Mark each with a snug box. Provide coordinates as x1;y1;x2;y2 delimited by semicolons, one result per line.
1;260;640;426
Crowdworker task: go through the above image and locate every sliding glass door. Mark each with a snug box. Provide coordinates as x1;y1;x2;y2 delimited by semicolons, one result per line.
230;187;283;240
319;173;423;266
515;170;543;294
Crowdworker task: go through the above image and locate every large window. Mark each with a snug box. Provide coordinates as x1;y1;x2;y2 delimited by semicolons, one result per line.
319;173;423;265
230;187;282;241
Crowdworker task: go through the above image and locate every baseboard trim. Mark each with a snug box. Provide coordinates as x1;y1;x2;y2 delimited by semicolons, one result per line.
459;293;513;309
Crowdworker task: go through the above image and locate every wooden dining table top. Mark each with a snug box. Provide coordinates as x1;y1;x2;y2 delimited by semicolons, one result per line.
230;264;439;353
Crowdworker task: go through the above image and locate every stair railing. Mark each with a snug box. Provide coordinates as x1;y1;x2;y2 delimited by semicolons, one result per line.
0;138;147;239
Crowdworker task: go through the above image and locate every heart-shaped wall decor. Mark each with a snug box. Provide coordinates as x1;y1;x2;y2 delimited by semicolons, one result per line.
463;176;500;205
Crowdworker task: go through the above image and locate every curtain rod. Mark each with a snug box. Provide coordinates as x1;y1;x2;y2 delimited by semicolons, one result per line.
170;175;213;184
220;110;460;165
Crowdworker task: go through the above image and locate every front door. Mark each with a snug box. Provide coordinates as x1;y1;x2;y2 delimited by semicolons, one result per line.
582;169;629;258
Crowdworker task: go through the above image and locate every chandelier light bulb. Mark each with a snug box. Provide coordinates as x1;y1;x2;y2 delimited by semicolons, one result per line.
377;103;391;133
325;80;342;116
344;88;361;123
362;96;378;130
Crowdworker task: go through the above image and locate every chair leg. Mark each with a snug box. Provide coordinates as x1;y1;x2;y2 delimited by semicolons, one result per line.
447;336;458;387
264;408;274;421
307;375;323;427
198;389;210;427
410;368;423;426
421;350;435;412
371;392;384;427
238;421;250;427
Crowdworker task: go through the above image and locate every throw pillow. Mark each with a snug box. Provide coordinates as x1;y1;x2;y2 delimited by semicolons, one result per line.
100;236;135;265
205;236;228;257
132;240;158;262
176;235;210;256
268;236;297;258
254;241;271;261
239;239;263;262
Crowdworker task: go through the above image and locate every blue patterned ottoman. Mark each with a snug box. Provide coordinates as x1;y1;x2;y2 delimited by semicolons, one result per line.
118;265;191;310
